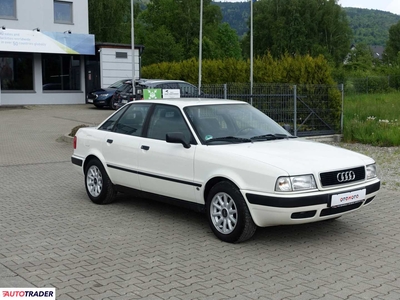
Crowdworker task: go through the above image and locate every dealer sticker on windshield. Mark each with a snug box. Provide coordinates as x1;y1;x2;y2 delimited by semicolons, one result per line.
331;189;366;208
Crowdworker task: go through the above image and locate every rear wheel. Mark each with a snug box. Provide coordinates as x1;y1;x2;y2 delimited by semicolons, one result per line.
84;159;116;204
206;181;257;243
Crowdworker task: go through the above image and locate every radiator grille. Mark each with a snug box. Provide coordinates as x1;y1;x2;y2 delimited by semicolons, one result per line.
320;166;365;187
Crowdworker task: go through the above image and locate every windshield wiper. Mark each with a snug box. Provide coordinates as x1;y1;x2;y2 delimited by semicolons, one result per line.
250;133;294;141
205;136;252;144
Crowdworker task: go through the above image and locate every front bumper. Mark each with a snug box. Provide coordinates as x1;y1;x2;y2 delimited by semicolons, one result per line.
244;179;380;227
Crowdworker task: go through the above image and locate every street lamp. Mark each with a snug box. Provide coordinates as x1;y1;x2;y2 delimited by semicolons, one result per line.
198;0;203;96
131;0;135;85
250;0;254;106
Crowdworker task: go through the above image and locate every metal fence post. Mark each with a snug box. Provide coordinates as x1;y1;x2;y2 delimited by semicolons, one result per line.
224;83;227;99
340;84;344;134
293;85;297;136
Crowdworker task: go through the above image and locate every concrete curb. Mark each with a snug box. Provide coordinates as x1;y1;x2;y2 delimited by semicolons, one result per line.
60;134;74;144
305;134;342;143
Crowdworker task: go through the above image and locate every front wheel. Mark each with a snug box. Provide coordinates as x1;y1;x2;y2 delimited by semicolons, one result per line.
206;181;257;243
110;98;117;110
84;159;116;204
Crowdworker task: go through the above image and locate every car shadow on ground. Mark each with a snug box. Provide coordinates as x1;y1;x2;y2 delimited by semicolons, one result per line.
105;192;356;245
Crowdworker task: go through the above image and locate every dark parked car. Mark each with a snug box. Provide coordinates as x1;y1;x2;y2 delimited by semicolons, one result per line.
110;80;134;110
115;79;203;109
87;79;129;109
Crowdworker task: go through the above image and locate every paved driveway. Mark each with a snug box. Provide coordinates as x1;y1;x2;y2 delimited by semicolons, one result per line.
1;105;400;300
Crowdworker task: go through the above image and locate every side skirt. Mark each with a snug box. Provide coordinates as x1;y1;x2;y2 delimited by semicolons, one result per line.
114;185;205;213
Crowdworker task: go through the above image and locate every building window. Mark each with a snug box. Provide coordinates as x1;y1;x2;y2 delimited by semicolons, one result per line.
0;53;33;90
115;52;128;59
0;0;16;19
54;1;72;24
42;54;81;91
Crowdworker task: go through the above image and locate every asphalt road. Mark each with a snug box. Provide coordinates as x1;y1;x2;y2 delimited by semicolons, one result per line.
1;105;399;300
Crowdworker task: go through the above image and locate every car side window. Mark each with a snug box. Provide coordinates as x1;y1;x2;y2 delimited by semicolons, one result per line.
179;83;198;96
98;106;129;131
147;105;192;141
114;103;151;136
158;83;179;89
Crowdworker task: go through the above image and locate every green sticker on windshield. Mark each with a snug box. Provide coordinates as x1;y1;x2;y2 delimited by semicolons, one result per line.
205;135;213;140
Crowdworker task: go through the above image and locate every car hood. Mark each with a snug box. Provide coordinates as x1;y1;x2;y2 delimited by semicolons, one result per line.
89;87;116;94
213;138;374;175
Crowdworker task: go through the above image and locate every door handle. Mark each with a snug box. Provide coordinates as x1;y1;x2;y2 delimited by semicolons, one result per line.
106;139;113;144
141;145;150;150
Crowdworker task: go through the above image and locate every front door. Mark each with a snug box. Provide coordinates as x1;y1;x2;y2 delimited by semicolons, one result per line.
137;104;198;203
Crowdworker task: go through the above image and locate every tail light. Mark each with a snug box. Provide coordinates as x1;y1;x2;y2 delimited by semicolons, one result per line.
73;136;77;149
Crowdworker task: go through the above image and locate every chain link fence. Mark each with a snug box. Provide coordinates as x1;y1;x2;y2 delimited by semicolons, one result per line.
199;83;343;137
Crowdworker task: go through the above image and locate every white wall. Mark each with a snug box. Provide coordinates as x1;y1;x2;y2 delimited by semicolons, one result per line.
1;0;89;34
100;48;140;87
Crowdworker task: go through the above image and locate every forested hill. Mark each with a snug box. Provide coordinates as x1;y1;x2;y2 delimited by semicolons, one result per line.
213;2;400;46
345;8;400;46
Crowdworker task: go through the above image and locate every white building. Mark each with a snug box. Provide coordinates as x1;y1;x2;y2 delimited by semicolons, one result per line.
86;43;144;94
0;0;92;105
0;0;143;106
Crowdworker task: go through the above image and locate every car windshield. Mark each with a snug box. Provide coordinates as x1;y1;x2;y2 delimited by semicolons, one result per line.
184;103;293;144
109;79;129;89
116;83;132;92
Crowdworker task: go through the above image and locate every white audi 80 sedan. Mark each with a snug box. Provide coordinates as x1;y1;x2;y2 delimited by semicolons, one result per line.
71;98;380;243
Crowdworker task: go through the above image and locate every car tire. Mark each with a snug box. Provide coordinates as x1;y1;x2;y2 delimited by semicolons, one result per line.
206;181;257;243
84;159;116;205
110;98;117;110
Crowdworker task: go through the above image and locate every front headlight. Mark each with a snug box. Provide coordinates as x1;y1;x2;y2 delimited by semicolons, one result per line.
366;163;377;180
275;175;317;192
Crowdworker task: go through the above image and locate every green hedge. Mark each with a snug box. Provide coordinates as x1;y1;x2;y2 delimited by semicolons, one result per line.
142;54;337;85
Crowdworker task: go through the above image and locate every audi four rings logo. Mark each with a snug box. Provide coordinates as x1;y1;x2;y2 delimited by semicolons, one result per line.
337;171;356;182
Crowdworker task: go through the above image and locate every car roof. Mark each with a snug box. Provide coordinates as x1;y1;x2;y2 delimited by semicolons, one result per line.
138;79;191;85
128;98;247;108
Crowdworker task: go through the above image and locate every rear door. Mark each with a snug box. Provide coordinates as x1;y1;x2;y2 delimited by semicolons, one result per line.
100;103;151;189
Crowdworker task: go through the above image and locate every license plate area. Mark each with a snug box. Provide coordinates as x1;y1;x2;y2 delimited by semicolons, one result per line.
330;189;366;208
87;99;93;103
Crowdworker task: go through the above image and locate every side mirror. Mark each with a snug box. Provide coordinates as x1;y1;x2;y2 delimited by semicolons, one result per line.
166;132;191;149
283;124;292;133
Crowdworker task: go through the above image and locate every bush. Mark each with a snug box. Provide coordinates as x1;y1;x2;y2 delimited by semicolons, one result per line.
142;54;336;85
69;124;89;137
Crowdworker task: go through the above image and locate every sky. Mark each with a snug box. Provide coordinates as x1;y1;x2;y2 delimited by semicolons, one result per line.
214;0;400;15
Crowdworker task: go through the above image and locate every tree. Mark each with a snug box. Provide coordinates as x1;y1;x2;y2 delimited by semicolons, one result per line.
214;23;242;60
141;26;184;65
88;0;131;44
385;21;400;64
343;43;374;72
242;0;352;66
140;0;239;64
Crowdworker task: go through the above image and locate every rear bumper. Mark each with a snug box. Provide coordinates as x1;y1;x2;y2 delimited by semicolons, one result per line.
71;155;84;174
244;179;380;227
71;156;83;167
